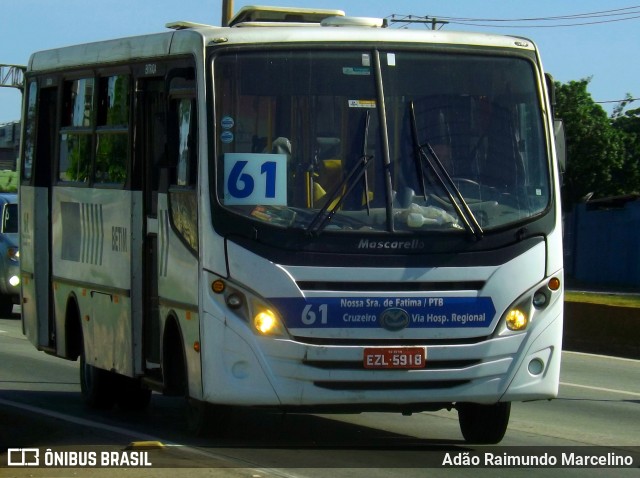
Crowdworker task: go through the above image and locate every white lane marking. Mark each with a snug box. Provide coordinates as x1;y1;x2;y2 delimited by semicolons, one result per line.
0;397;160;440
0;397;310;478
560;382;640;398
0;397;265;469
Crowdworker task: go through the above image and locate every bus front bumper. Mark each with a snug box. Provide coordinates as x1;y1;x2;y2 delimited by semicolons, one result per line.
200;304;562;409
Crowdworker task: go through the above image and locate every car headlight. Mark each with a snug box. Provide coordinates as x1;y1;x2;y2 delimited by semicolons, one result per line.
7;247;19;262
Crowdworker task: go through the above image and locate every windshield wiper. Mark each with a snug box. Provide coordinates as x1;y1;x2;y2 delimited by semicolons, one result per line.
307;111;373;235
409;101;483;239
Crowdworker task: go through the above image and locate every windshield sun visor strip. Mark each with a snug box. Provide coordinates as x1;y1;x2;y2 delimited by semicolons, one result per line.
295;281;486;292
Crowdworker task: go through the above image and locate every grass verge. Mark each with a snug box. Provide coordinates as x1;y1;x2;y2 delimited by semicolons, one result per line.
565;291;640;308
0;170;17;192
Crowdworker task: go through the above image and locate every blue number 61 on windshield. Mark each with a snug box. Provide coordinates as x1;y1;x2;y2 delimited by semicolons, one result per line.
224;153;287;206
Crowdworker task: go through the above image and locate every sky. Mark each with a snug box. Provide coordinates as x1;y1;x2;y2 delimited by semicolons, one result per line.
1;0;639;124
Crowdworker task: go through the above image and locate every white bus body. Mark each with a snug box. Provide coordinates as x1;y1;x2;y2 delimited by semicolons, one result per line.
19;7;563;443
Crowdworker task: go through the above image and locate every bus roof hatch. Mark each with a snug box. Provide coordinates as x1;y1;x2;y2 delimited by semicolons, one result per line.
229;5;345;27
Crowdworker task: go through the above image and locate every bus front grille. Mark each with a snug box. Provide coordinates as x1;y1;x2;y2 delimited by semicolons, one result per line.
292;336;490;346
313;380;469;391
303;359;481;370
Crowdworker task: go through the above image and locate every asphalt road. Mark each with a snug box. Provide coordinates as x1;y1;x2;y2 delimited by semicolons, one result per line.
0;316;638;478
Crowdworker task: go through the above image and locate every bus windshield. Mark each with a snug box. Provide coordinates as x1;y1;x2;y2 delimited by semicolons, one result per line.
214;49;549;235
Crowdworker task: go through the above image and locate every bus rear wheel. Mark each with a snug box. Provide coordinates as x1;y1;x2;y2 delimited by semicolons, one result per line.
80;351;116;409
115;376;152;411
457;402;511;444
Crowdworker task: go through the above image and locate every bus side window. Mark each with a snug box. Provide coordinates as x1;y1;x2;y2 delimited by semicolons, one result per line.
95;74;130;185
167;82;198;253
174;97;197;187
22;81;37;182
59;78;94;183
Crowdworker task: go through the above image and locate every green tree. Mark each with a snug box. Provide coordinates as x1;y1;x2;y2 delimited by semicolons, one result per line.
555;78;630;203
611;99;640;194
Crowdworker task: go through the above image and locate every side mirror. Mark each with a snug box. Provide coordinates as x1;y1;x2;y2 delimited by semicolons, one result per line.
545;73;566;172
554;119;566;173
545;72;556;112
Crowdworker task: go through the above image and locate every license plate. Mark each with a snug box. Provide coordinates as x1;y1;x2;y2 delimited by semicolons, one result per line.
363;347;426;369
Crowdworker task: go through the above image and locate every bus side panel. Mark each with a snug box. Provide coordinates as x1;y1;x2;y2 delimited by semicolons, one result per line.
51;187;134;375
19;186;49;348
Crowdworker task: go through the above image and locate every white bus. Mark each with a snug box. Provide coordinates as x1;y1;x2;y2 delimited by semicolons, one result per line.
19;6;564;443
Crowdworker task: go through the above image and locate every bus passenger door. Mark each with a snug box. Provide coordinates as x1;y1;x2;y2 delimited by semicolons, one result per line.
135;69;198;386
135;78;165;373
21;81;57;351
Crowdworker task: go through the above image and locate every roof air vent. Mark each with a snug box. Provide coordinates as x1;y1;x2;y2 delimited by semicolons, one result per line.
320;16;385;28
166;21;214;30
229;6;345;27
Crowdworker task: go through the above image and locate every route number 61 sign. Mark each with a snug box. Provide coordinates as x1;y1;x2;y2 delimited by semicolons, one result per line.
224;153;287;205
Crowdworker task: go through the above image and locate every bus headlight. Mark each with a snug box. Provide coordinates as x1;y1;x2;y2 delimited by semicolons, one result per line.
253;309;285;336
251;305;286;336
505;308;528;331
209;274;289;338
496;275;562;336
226;292;243;309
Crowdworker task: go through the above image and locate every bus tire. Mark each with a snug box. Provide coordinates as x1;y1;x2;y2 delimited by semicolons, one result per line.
186;398;208;435
0;296;14;316
115;376;152;412
163;318;187;397
163;319;230;435
457;402;510;444
80;351;116;410
186;399;230;437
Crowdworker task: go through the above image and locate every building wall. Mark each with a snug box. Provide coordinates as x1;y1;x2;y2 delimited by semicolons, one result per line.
565;197;640;288
0;121;20;170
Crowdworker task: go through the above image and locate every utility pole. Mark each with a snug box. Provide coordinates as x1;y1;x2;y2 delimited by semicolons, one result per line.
429;17;448;30
221;0;234;27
